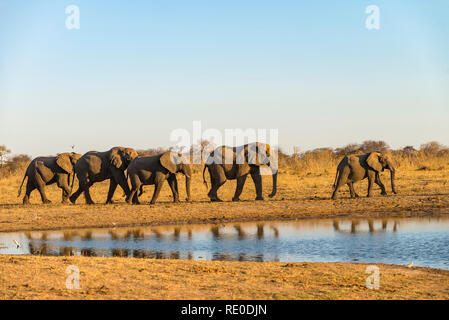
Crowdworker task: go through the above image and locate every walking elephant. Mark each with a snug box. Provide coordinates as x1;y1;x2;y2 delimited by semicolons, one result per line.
127;151;192;204
202;142;278;202
69;147;138;204
18;152;82;204
331;152;397;200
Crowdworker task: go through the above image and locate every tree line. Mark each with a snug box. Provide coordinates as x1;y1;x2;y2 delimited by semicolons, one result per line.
1;140;448;179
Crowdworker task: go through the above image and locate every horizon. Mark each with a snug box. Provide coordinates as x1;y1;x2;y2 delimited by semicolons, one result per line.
1;1;448;158
1;139;447;159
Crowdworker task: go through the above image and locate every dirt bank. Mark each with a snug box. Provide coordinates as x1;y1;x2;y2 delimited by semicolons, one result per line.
0;255;447;300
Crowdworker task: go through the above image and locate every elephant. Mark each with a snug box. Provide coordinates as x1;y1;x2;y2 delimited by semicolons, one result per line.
331;152;397;200
202;142;278;202
18;152;82;204
126;151;192;204
69;147;138;204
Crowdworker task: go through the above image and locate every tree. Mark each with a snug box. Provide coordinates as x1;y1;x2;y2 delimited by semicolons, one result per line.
402;146;417;156
420;141;447;156
0;145;11;168
359;140;390;153
334;143;361;157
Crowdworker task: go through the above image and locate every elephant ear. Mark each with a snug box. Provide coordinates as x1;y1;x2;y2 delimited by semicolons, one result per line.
366;152;383;172
70;153;82;165
56;153;73;173
109;148;123;169
246;143;270;166
160;152;177;174
245;143;260;165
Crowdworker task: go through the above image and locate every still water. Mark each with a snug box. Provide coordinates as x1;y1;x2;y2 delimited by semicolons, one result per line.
1;217;448;269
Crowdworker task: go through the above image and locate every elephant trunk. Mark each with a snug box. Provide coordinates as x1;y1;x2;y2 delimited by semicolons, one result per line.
184;165;192;201
386;160;397;194
185;175;191;201
268;168;277;198
389;165;397;194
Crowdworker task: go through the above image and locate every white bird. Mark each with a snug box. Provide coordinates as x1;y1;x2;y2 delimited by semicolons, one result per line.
407;262;414;268
13;240;21;249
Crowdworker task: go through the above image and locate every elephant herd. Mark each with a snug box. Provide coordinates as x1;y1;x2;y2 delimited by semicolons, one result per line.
16;143;397;205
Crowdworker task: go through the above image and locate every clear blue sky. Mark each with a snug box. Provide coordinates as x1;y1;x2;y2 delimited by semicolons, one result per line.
1;0;448;157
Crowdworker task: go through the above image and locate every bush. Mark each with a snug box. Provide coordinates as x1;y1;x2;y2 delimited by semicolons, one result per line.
0;153;32;179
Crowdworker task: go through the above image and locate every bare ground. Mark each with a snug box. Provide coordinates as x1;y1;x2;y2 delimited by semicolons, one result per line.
0;255;448;300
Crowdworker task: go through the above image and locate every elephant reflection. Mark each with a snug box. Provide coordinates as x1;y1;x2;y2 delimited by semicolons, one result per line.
332;220;398;234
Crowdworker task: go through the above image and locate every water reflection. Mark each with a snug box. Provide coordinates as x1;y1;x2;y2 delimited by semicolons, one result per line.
0;217;448;269
332;219;399;234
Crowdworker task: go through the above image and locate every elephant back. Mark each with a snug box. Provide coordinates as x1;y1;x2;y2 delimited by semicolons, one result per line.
78;152;107;175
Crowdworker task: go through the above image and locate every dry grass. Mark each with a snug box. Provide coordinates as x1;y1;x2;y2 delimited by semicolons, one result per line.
0;255;447;300
279;148;449;175
0;167;448;232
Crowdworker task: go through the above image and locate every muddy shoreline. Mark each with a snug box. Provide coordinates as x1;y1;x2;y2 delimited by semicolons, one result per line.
1;195;448;233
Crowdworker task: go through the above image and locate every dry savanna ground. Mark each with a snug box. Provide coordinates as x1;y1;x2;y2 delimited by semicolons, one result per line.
0;168;448;232
1;255;448;300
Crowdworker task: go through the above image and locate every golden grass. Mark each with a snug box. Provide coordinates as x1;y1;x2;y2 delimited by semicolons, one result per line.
0;255;447;300
0;167;448;232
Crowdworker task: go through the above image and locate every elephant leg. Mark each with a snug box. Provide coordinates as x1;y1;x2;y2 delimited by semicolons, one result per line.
80;179;95;205
70;186;83;204
250;170;263;201
132;192;140;204
106;180;118;204
128;176;141;205
37;186;50;204
56;174;71;204
70;172;89;204
112;170;130;200
367;172;375;197
375;173;387;196
232;175;248;201
150;175;165;204
208;166;226;202
23;179;35;204
34;175;51;204
138;185;144;196
167;174;180;203
348;182;359;199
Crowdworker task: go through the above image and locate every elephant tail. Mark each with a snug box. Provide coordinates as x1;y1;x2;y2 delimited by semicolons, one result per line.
333;168;340;189
17;174;27;197
202;165;208;188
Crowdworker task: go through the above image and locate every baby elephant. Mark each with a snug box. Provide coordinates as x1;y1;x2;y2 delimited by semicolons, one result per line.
18;152;82;204
127;151;192;204
331;152;397;200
